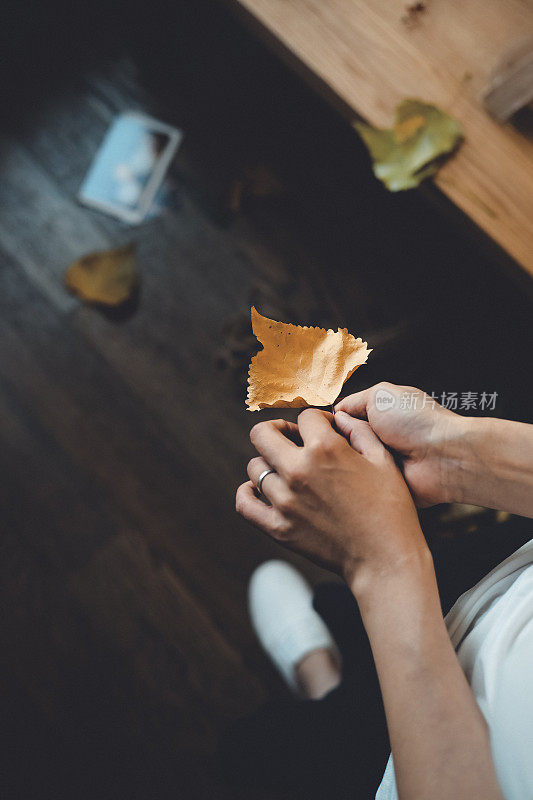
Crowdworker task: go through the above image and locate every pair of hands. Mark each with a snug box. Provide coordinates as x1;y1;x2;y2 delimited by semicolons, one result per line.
236;382;465;592
237;386;510;800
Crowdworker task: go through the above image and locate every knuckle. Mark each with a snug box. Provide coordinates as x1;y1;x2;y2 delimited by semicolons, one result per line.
306;439;323;459
249;422;264;443
248;456;262;472
285;465;307;491
308;436;338;459
320;437;338;456
270;515;291;540
374;381;393;393
276;492;295;516
278;418;294;435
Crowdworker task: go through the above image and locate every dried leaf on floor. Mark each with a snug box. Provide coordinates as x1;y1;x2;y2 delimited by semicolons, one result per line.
246;306;370;411
65;243;138;306
354;99;463;191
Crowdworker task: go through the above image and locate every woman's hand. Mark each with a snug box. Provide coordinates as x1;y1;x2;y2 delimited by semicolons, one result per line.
237;402;506;800
236;408;428;590
335;382;469;507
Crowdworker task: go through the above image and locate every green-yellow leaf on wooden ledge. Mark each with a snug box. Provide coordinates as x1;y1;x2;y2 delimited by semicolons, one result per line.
65;243;138;306
354;99;463;191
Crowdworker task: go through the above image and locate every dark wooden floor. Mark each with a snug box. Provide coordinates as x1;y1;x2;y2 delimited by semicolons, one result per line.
0;2;532;798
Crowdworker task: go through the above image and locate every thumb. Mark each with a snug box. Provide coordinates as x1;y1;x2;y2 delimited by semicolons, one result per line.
334;388;371;418
334;411;383;456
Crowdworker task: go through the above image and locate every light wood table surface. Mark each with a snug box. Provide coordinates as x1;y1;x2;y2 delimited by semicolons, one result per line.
227;0;533;275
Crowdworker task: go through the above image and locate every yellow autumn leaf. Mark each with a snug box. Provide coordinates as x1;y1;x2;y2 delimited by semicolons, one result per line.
65;243;138;306
246;307;371;411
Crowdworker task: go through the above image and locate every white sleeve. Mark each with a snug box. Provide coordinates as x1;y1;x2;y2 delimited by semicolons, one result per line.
487;592;533;800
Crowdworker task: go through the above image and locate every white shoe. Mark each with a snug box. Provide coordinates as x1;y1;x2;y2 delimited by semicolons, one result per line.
248;560;340;694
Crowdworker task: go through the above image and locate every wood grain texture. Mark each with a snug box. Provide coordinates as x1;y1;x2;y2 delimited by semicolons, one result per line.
227;0;533;272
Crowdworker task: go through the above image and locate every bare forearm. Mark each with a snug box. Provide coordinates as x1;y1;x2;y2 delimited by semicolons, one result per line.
447;417;533;517
353;553;503;800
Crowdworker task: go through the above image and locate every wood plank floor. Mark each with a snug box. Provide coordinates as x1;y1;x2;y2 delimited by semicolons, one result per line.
0;2;531;797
